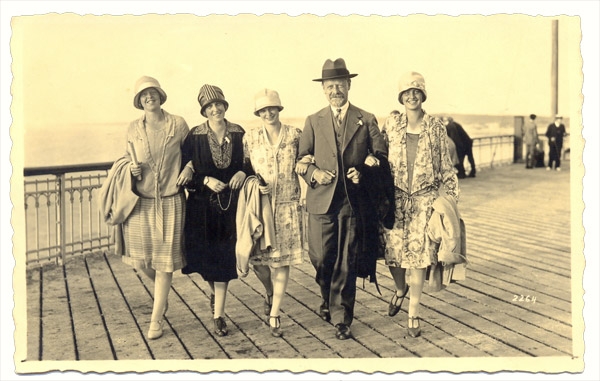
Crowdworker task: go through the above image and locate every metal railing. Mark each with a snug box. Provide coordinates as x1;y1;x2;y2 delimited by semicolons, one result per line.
471;135;515;170
21;134;524;269
24;162;113;268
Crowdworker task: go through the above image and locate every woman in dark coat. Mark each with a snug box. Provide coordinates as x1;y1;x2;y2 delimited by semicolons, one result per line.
181;84;251;337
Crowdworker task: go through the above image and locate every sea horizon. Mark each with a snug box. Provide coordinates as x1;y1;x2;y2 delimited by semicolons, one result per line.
22;113;567;168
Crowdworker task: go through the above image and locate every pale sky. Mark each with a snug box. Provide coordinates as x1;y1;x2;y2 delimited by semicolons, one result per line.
12;12;580;132
2;2;599;381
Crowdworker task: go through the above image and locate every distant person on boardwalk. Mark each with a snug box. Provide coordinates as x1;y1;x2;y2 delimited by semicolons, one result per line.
523;114;541;169
240;89;304;338
443;116;476;178
545;114;567;171
297;58;387;340
180;84;251;337
101;76;191;340
384;71;459;337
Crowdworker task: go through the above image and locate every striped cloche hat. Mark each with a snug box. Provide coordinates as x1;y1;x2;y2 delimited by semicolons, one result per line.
198;84;229;117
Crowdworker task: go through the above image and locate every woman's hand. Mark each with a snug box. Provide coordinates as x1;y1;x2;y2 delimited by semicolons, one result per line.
229;171;247;191
295;155;315;175
259;184;271;195
130;162;142;178
295;162;310;175
177;166;193;187
205;176;228;193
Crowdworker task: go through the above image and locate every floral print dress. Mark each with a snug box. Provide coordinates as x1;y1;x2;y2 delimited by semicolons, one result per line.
384;111;459;269
243;124;304;268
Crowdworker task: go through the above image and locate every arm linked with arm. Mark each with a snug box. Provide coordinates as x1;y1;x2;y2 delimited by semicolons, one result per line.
297;117;318;187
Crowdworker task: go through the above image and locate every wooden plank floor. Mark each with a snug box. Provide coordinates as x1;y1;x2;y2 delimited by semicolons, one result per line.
22;162;577;370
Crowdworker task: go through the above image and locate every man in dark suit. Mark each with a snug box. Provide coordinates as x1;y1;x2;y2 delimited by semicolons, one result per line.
545;114;567;171
297;58;388;340
443;116;476;178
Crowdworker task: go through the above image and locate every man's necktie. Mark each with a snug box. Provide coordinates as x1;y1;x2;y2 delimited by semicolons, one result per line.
335;108;343;129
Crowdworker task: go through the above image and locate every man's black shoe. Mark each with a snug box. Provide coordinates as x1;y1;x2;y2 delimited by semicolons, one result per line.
335;323;352;340
319;303;331;322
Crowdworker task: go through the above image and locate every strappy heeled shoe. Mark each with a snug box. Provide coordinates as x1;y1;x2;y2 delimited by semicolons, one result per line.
213;316;228;337
407;316;421;338
388;285;410;317
269;315;283;338
264;294;273;316
147;320;164;340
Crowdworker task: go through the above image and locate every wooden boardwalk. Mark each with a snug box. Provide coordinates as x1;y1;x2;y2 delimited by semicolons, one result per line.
19;161;581;373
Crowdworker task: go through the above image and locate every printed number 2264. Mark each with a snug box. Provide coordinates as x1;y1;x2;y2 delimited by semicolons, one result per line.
513;295;536;303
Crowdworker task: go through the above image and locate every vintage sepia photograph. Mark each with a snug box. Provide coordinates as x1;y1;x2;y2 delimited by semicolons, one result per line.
2;1;599;380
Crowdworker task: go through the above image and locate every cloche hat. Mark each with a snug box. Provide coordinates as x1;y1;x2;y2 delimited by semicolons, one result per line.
398;71;427;104
253;89;284;116
133;76;167;110
312;58;358;82
198;84;229;117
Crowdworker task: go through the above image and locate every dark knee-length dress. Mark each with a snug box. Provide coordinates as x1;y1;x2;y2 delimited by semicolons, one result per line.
181;121;251;282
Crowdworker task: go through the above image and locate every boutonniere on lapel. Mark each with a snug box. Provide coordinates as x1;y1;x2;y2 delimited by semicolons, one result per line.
356;115;364;127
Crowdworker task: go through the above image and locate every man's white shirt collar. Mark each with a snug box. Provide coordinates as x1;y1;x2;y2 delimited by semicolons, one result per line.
330;102;350;118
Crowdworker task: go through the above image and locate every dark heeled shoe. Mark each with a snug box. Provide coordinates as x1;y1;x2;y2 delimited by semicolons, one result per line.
147;320;164;340
388;285;409;317
407;316;421;338
269;315;283;338
213;316;228;337
264;294;273;316
210;294;215;315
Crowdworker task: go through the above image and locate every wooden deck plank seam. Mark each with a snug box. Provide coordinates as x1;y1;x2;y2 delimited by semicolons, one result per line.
80;255;118;360
235;275;344;358
102;254;157;359
293;263;490;358
161;274;230;359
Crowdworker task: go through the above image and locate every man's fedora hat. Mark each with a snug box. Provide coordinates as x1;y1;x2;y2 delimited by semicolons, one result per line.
312;58;358;82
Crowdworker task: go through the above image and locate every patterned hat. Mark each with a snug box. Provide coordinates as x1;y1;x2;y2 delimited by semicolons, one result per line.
198;84;229;117
398;71;427;104
133;76;167;110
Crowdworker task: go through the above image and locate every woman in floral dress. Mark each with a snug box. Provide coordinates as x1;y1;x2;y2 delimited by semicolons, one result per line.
384;72;459;337
242;89;304;337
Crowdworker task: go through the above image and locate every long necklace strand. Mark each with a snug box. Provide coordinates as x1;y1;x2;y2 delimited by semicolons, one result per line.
217;190;233;211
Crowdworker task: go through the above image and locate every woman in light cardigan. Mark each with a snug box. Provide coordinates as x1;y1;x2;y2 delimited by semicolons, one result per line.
121;76;191;340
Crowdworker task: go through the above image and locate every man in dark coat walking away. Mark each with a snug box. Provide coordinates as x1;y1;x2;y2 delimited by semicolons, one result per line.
545;114;567;171
443;116;476;178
